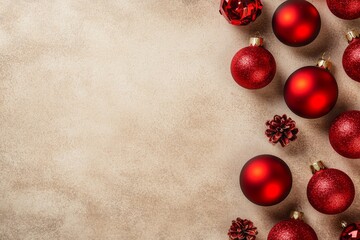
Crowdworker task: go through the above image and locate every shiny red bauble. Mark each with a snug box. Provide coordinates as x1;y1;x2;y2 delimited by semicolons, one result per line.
268;218;318;240
307;163;355;214
284;63;338;119
329;110;360;159
240;154;292;206
327;0;360;20
231;38;276;89
343;31;360;83
340;222;360;240
272;0;321;47
220;0;263;25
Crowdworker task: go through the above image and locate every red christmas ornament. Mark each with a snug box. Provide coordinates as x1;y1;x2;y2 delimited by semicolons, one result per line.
329;110;360;159
272;0;321;47
220;0;263;26
340;221;360;240
240;154;292;206
231;37;276;89
307;161;355;215
343;30;360;83
284;58;338;119
326;0;360;20
268;211;318;240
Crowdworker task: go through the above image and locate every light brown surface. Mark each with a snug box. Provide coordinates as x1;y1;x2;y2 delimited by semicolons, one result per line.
0;0;359;239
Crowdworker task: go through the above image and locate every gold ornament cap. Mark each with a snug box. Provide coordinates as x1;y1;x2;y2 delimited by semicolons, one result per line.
249;37;264;47
346;30;359;43
310;161;327;174
316;58;332;71
290;211;304;220
341;221;348;228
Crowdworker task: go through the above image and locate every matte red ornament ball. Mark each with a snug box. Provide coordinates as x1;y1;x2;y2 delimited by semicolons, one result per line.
329;110;360;159
343;34;360;83
307;166;355;214
231;38;276;89
326;0;360;20
284;64;338;119
268;219;318;240
240;155;292;206
340;222;360;240
272;0;321;47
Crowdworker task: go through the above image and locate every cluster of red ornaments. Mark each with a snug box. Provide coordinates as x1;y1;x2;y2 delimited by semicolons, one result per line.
221;0;360;239
240;156;355;213
236;157;357;239
223;0;360;155
220;0;360;24
222;0;360;86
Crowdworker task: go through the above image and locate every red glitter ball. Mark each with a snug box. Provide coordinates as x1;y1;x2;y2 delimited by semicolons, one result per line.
343;38;360;83
307;168;355;214
327;0;360;20
329;110;360;159
220;0;263;26
268;219;318;240
340;222;360;240
240;155;292;206
272;0;321;47
231;43;276;89
284;66;338;119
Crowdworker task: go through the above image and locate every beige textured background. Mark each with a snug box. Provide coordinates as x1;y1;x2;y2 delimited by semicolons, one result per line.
0;0;359;239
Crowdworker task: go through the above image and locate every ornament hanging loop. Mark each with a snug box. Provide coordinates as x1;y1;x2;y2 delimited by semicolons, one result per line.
249;36;264;47
290;211;304;220
341;221;348;228
310;161;327;174
317;56;332;71
346;30;359;43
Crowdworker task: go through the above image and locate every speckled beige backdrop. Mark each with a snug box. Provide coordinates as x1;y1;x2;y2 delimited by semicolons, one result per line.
0;0;359;239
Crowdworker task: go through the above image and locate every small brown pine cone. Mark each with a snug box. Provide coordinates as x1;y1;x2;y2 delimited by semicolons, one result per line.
228;218;258;240
265;114;298;147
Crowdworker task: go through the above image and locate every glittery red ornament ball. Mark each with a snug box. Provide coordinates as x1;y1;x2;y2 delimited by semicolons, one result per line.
268;219;318;240
272;0;321;47
340;222;360;240
326;0;360;20
284;65;338;119
307;168;355;214
220;0;263;26
231;41;276;89
329;110;360;159
343;37;360;83
240;155;292;206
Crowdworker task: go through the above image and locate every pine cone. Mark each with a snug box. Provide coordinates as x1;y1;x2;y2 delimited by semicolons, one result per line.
265;114;298;147
228;218;258;240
